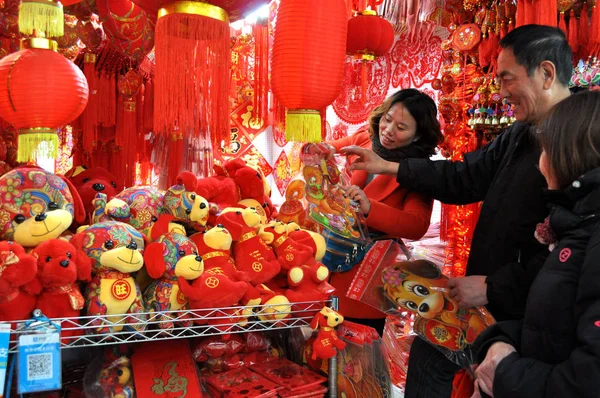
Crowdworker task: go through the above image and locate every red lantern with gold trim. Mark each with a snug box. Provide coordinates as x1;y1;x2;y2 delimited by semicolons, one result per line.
346;10;394;60
271;0;348;142
0;38;89;162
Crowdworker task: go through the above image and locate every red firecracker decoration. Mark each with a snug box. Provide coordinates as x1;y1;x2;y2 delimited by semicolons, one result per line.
271;0;348;142
154;1;230;187
0;38;89;163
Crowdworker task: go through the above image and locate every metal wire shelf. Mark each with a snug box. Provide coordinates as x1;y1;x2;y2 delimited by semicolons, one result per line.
5;300;330;353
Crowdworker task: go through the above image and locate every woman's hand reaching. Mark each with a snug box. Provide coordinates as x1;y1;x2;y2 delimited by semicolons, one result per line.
340;185;371;216
340;146;400;176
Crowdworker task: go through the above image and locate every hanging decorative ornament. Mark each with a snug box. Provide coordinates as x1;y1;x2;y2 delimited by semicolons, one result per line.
346;9;395;61
18;0;64;38
272;0;348;142
0;38;89;162
154;1;230;187
346;8;394;103
451;23;482;52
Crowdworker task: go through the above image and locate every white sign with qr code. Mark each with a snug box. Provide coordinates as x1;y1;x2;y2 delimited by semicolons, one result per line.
17;332;61;393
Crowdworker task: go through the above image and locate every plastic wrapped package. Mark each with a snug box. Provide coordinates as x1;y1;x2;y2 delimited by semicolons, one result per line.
382;317;416;395
83;346;135;398
348;240;495;369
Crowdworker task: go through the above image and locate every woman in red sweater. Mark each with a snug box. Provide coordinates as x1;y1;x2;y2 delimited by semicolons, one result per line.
306;88;444;333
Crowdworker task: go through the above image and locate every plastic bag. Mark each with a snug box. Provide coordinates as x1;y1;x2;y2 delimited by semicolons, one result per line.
348;240;495;368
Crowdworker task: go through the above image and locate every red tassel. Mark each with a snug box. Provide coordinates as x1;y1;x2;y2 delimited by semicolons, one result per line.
559;12;567;36
537;0;558;27
580;4;590;59
500;22;508;39
478;35;491;68
568;10;579;56
523;0;535;25
516;0;524;28
253;22;270;132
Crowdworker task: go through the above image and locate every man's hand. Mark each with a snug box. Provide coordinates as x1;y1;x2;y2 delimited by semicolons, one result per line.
470;342;517;398
447;275;488;308
340;146;399;175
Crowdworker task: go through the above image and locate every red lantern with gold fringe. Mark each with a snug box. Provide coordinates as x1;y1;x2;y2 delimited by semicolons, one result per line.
271;0;348;142
0;38;89;163
346;10;395;60
154;1;230;187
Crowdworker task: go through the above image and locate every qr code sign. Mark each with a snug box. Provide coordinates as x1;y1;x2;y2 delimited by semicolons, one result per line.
27;353;52;380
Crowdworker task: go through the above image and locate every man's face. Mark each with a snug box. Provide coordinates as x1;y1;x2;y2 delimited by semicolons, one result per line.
497;48;547;124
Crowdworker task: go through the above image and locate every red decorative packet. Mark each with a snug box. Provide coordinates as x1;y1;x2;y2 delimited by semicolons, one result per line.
205;367;282;398
131;339;203;397
250;357;327;392
346;240;403;313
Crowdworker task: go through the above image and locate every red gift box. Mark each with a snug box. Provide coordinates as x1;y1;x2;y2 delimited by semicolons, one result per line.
131;340;203;397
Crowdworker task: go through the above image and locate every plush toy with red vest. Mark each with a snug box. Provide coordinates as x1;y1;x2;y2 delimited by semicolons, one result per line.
216;208;280;285
143;232;204;330
258;221;314;271
30;239;92;338
0;166;86;248
71;221;147;334
0;241;39;322
310;307;346;360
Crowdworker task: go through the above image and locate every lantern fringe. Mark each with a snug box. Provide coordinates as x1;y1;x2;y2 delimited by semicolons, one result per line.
17;130;58;163
515;0;524;28
18;1;64;37
154;13;230;148
285;110;322;143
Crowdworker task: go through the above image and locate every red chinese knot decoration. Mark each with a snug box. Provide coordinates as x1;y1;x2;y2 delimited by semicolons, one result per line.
0;39;89;162
271;0;348;142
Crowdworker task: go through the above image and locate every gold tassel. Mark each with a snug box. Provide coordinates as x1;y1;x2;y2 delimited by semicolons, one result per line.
285;109;322;143
17;129;59;163
18;0;64;38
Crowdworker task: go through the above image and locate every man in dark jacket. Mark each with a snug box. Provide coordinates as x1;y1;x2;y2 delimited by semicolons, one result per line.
341;25;573;397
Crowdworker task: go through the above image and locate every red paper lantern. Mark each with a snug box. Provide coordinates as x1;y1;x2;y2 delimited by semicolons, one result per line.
271;0;348;142
346;10;395;60
0;38;89;162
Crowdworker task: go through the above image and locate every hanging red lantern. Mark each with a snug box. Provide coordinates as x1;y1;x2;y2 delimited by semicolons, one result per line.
0;38;89;162
346;10;395;60
271;0;348;142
